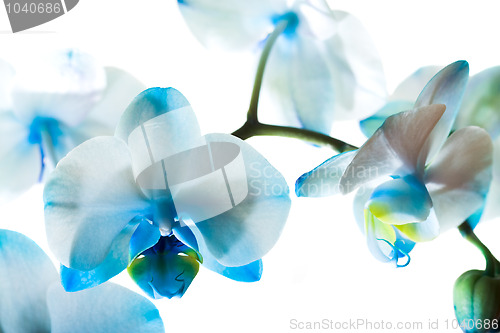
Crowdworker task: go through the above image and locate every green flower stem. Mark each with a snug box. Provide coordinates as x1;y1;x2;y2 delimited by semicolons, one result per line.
231;16;358;153
246;19;287;124
458;222;498;277
232;121;358;152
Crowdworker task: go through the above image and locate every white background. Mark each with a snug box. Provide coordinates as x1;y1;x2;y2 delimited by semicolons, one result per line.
1;1;500;332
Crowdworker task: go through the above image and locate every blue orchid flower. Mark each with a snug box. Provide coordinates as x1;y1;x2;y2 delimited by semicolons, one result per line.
361;65;500;229
44;87;291;299
0;229;164;333
296;61;494;266
0;50;144;202
178;0;387;134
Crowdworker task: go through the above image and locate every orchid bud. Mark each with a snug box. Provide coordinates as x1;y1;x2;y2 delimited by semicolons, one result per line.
454;270;500;332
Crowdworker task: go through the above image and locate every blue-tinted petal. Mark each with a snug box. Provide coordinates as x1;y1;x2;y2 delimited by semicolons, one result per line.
352;185;374;232
295;150;357;197
44;136;150;271
174;133;290;267
391;66;442;102
0;230;58;333
80;67;145;136
0;59;15;111
115;87;205;182
319;9;387;121
466;207;484;230
477;137;500;224
395;209;440;242
359;66;442;138
12;49;106;127
264;7;386;133
282;35;336;134
60;218;157;292
129;217;162;262
0;112;40;202
425;127;493;232
173;225;262;282
128;235;201;299
57;67;145;160
359;101;413;138
178;0;286;50
47;282;164;333
340;104;446;193
456;66;500;138
206;259;263;282
414;60;469;165
367;175;432;225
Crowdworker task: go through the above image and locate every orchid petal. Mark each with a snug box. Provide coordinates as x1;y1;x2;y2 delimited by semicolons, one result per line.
174;133;290;267
395;209;440;242
281;35;336;134
264;7;386;133
47;283;164;333
456;66;500;138
477;137;500;223
295;150;357;197
359;101;413;137
12;50;106;127
340;104;446;193
0;230;58;333
320;10;387;121
178;0;286;50
60;218;159;292
0;112;40;202
414;60;469;164
359;66;442;137
129;218;162;263
44;136;150;271
391;66;442;102
367;175;432;225
352;185;374;232
425;126;493;232
173;224;262;282
63;67;145;149
115;88;205;182
82;67;145;135
293;0;337;39
204;259;263;282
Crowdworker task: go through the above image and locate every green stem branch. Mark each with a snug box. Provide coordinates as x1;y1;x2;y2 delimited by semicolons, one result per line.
458;222;498;276
246;19;287;124
232;122;358;152
232;17;358;153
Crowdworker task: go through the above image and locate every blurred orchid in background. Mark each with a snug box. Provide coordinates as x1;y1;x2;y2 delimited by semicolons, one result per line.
44;87;291;299
296;61;494;266
456;67;500;229
0;229;164;333
359;65;442;137
362;65;500;139
0;50;144;202
178;0;387;134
